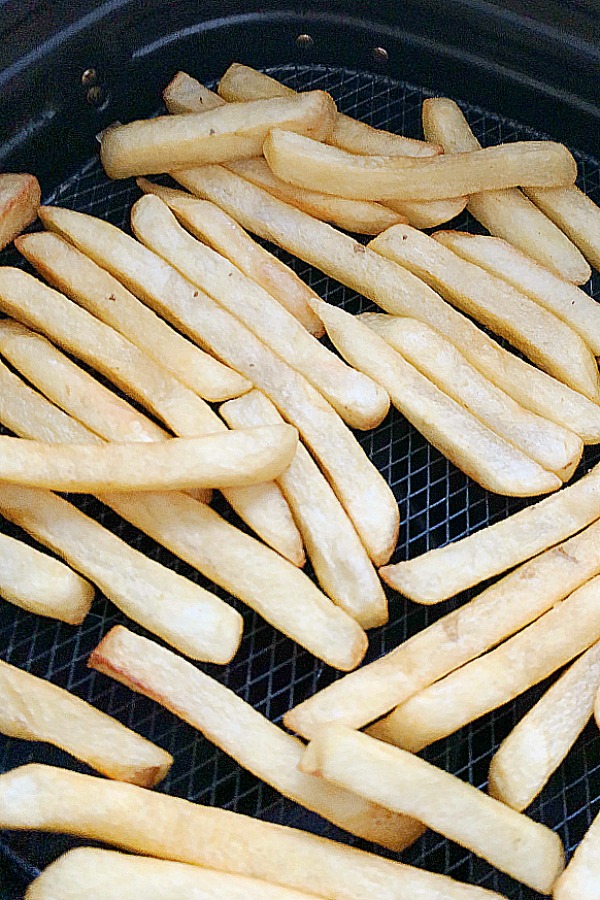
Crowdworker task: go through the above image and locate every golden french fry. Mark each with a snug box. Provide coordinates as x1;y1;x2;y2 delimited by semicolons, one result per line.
381;460;600;603
360;313;583;481
0;531;93;624
90;626;421;850
131;195;389;430
285;518;600;740
434;231;600;355
163;71;225;114
26;848;315;900
370;225;599;400
370;574;600;752
0;660;172;787
310;297;561;496
136;180;324;336
0;484;243;662
227;158;407;235
0;173;40;250
553;808;600;899
173;165;600;442
301;726;565;894
40;205;398;566
488;641;600;811
0;765;504;900
0;426;297;492
220;390;387;629
421;97;591;283
263;128;577;200
525;183;600;275
17;229;249;401
101;92;337;178
384;195;468;229
218;63;438;158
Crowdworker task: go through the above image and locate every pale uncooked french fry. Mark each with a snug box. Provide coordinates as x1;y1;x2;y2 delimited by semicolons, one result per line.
301;726;565;895
40;204;398;566
0;484;242;662
101;91;337;178
284;515;600;740
172;165;600;442
381;460;600;603
263;128;577;200
90;626;422;850
310;297;561;496
26;848;316;900
0;764;504;900
0;427;296;492
17;229;250;401
0;368;361;671
136;180;324;336
0;173;40;250
421;97;591;284
163;71;225;114
0;531;93;624
488;641;600;811
227;158;407;235
359;313;583;482
218;63;438;158
131;194;390;430
370;574;600;752
384;195;468;229
0;660;172;787
433;231;600;355
525;183;600;274
370;225;599;400
220;390;387;629
553;808;600;899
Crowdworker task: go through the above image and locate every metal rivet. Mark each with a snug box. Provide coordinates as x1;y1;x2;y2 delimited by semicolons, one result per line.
372;46;389;65
81;67;98;87
296;33;314;50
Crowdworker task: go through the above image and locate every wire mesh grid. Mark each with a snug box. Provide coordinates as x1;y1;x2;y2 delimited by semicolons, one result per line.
1;64;600;898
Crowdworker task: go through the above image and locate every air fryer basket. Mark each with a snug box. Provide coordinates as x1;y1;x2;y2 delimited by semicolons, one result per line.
1;4;600;898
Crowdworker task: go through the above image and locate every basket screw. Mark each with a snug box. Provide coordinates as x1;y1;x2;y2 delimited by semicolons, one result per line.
296;33;314;51
81;67;98;87
372;46;389;65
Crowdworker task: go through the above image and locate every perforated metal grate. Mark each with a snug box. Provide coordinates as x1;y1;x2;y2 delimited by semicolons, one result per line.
1;65;600;899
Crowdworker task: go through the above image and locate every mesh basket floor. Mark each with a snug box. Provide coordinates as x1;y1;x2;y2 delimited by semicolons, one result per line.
1;64;600;898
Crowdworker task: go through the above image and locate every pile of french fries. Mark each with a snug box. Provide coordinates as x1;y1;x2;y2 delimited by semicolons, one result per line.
1;60;600;897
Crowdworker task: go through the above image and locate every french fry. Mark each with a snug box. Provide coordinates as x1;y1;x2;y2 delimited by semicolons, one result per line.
285;518;600;740
359;313;583;482
0;765;505;900
263;128;577;200
301;726;565;894
0;531;93;624
227;158;407;235
136;180;324;336
488;641;600;811
163;71;225;114
0;367;361;670
0;660;172;787
0;426;297;492
17;229;250;401
101;91;337;178
172;165;600;442
26;848;315;900
433;231;600;355
369;574;600;752
0;173;40;250
218;63;438;158
309;297;561;496
40;204;398;566
525;183;600;274
0;484;242;662
553;808;600;899
220;390;387;629
370;225;599;400
421;97;591;283
384;194;468;229
381;459;600;603
90;626;421;850
131;194;390;430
